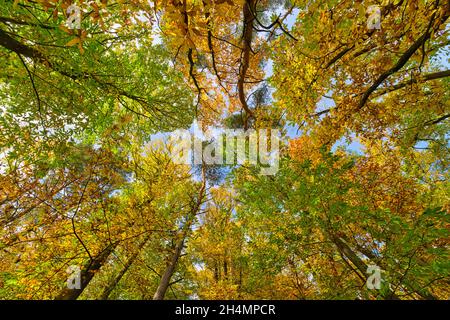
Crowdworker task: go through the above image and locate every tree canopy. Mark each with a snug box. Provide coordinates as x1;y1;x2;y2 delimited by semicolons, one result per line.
0;0;448;300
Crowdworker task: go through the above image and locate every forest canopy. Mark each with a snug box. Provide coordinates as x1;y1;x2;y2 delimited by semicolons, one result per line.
0;0;449;300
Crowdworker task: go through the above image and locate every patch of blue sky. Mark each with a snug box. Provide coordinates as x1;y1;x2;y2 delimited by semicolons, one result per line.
332;134;364;155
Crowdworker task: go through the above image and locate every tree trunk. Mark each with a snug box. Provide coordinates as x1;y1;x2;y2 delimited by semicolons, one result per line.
223;259;228;280
152;230;188;300
331;235;401;300
99;237;149;300
214;261;220;282
55;243;117;300
152;166;206;300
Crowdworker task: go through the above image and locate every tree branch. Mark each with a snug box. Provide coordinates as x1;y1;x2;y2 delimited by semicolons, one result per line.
358;8;449;110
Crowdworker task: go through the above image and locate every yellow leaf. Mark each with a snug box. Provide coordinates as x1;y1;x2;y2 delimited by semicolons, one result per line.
78;43;85;54
65;37;80;47
59;25;71;34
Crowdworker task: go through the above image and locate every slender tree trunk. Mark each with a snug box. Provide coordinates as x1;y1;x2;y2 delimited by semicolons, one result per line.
331;235;401;300
152;229;188;300
214;261;220;282
153;166;207;300
55;243;117;300
238;0;256;129
99;237;149;300
223;259;228;280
